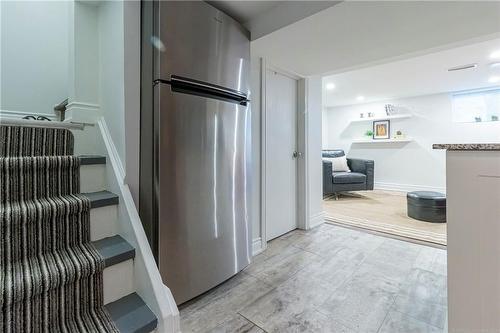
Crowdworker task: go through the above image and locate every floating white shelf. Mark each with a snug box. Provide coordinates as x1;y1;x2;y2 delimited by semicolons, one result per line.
350;114;412;124
352;138;413;144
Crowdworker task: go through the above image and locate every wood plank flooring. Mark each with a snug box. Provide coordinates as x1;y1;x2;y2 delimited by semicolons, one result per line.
323;190;447;246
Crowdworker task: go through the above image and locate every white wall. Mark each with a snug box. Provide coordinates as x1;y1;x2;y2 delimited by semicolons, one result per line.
69;0;139;201
123;0;141;205
249;55;262;241
1;1;68;116
306;76;324;227
67;1;130;166
322;93;500;192
98;1;126;170
96;0;140;204
71;1;99;110
67;1;101;156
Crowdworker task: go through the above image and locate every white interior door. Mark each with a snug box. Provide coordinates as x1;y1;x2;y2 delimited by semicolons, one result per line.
265;69;298;240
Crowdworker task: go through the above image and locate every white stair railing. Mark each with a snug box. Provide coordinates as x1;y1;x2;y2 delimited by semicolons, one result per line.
0;117;93;131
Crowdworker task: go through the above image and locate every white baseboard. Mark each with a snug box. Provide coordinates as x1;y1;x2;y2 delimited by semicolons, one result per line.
252;237;264;256
309;212;325;229
0;109;57;120
375;182;446;194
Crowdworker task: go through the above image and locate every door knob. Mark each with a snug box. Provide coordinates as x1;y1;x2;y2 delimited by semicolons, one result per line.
292;151;302;158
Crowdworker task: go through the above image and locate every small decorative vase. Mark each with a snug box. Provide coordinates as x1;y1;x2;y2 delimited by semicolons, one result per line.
394;130;405;139
385;104;395;115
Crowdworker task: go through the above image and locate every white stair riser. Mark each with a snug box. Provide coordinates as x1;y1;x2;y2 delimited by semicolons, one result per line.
90;205;118;241
103;259;135;305
80;164;107;193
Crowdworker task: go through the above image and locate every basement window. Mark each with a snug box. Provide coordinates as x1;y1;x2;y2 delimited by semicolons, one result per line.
451;88;500;123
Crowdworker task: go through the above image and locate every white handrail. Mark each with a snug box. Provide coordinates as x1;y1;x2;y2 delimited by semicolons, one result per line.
0;117;93;131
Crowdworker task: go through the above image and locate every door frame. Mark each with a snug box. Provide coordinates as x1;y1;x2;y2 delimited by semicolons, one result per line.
260;58;308;251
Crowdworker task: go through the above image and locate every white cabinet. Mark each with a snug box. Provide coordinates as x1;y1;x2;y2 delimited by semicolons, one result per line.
447;150;500;332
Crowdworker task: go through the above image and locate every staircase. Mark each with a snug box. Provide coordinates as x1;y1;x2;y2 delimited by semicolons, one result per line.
0;126;158;332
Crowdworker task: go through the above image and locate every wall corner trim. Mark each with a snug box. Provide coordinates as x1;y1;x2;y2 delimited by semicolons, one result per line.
252;237;264;256
309;211;325;230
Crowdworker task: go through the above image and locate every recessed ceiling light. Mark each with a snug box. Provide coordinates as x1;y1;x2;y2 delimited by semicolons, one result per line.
326;83;335;90
490;50;500;59
488;76;500;83
447;63;477;72
357;96;365;101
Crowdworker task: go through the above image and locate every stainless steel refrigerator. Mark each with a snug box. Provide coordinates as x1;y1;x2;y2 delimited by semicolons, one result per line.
140;1;252;305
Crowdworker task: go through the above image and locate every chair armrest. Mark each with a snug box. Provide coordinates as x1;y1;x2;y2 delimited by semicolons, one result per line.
348;158;374;190
322;160;334;194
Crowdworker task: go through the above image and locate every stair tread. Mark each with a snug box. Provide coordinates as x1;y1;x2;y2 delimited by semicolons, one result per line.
92;235;135;268
79;155;106;165
84;190;119;208
106;293;158;333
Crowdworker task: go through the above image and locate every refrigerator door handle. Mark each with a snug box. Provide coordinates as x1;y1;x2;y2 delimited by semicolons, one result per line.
154;76;249;105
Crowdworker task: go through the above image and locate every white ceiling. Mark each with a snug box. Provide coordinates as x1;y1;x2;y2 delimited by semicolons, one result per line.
209;1;340;40
323;38;500;107
251;1;500;76
208;1;282;24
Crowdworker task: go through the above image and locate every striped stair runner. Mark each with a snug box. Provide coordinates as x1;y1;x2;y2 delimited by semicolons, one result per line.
0;126;118;332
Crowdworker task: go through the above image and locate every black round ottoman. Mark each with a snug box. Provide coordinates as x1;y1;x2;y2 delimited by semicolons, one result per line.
407;191;446;223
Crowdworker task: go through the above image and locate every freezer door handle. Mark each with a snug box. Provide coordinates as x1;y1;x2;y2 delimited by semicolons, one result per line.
154;75;249;105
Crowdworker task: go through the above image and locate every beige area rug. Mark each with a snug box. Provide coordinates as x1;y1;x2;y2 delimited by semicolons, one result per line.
323;190;447;246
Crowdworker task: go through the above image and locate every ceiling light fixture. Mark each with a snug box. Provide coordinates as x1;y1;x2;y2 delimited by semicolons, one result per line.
490;50;500;59
488;76;500;84
490;62;500;69
356;96;365;101
447;63;478;72
326;83;335;90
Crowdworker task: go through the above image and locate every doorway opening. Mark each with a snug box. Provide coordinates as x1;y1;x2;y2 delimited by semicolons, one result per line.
321;37;500;248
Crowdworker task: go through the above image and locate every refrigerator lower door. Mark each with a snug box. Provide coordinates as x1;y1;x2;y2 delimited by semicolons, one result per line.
155;84;252;304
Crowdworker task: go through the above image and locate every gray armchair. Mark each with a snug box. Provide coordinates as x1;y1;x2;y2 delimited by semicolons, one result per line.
323;150;374;197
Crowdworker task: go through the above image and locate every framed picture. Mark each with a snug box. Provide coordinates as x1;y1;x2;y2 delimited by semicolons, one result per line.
373;120;390;140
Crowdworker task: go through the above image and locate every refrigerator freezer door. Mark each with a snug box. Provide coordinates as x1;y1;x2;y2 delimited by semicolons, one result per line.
155;83;252;304
155;1;250;95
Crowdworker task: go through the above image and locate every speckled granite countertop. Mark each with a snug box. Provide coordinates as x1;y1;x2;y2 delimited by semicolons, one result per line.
433;143;500;150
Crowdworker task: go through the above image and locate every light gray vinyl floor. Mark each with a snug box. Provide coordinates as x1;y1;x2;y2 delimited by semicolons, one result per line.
180;223;448;333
